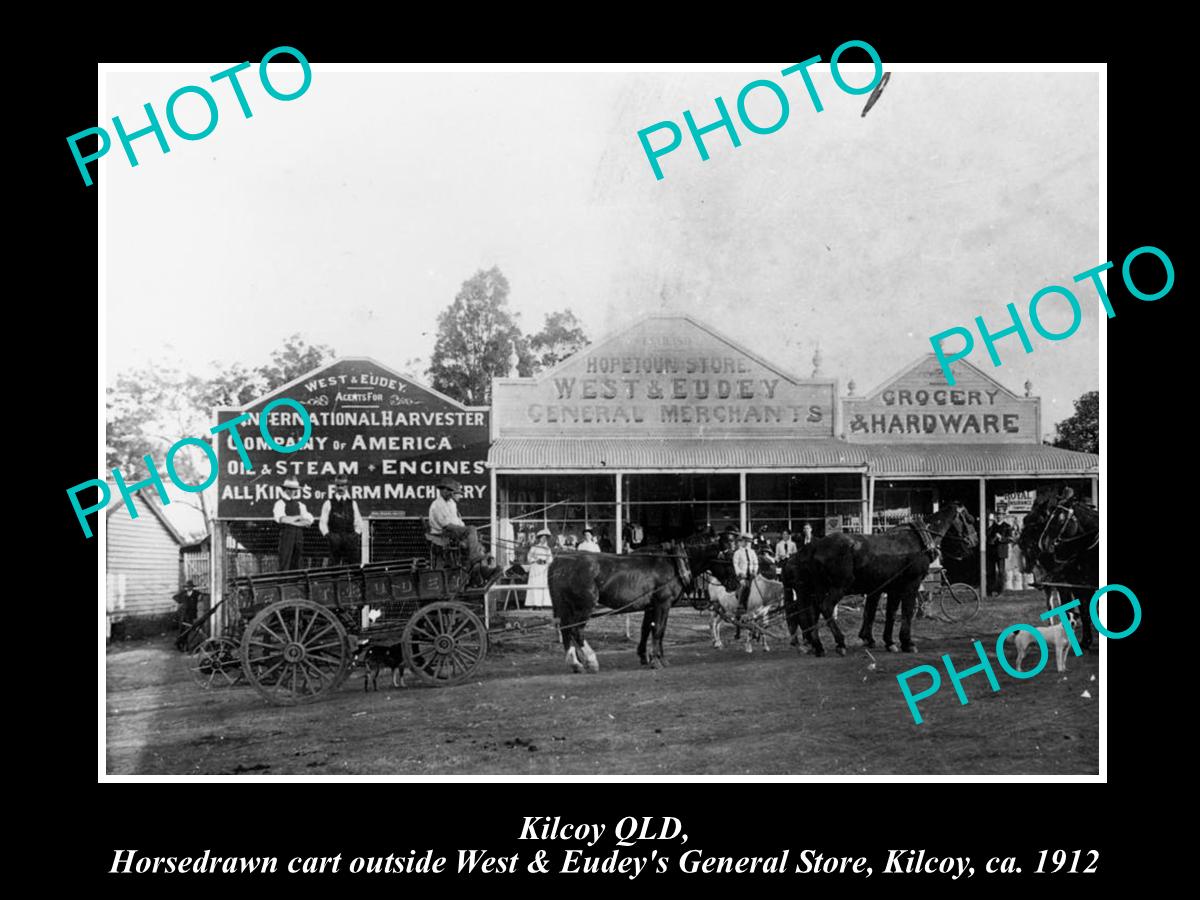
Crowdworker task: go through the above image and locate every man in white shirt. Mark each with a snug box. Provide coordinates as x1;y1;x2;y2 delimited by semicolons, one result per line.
733;533;760;614
273;477;314;571
428;478;484;564
577;528;601;552
319;474;364;566
775;531;798;562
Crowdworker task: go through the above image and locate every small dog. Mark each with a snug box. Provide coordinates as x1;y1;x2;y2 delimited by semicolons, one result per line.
1011;611;1080;673
353;641;406;691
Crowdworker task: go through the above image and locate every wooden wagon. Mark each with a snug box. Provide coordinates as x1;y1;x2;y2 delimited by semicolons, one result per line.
184;556;488;705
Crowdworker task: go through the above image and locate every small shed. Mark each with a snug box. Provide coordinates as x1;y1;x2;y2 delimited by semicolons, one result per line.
106;489;187;639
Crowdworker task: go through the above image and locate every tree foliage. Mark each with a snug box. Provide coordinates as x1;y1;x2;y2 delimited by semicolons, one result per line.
426;267;537;405
105;335;336;517
1051;390;1099;455
529;309;590;370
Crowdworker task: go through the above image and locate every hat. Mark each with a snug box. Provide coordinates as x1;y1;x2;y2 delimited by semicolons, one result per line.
536;528;552;538
722;525;739;535
334;475;349;486
283;477;300;489
582;528;594;537
437;478;462;492
738;532;753;541
183;579;196;589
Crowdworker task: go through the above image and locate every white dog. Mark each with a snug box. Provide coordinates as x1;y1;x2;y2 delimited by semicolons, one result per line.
1011;610;1080;673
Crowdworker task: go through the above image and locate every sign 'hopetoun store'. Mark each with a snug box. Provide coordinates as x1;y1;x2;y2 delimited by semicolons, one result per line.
215;359;490;518
843;355;1040;443
491;316;837;439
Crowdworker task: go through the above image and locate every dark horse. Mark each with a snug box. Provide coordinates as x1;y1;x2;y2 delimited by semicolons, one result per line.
547;542;696;672
1018;486;1099;650
782;502;979;656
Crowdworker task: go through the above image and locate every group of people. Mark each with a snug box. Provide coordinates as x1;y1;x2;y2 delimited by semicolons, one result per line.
271;474;367;570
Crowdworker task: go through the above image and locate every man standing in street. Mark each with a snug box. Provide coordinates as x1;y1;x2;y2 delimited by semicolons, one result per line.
172;579;205;648
734;532;760;614
986;513;1015;596
320;475;364;566
428;478;485;565
273;477;314;571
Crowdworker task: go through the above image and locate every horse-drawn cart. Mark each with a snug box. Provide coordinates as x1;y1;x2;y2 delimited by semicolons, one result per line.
183;557;489;705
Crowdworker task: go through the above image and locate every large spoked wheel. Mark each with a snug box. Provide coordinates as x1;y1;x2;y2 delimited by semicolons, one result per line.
938;582;981;623
188;637;243;689
240;600;350;705
402;601;487;687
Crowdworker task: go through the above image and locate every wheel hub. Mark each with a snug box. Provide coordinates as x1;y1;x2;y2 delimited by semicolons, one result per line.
434;634;455;654
283;642;306;663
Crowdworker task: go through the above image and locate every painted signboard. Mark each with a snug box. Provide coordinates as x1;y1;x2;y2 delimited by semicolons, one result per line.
843;355;1040;443
215;358;490;518
492;315;837;439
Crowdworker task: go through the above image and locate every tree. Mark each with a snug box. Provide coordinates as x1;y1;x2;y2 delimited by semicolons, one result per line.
426;266;535;405
529;310;590;370
105;335;337;522
1051;391;1099;454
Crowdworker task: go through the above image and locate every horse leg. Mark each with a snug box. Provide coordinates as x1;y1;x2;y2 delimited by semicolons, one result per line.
652;601;671;667
711;610;724;649
638;608;653;666
883;592;901;651
562;618;586;674
803;595;826;657
899;590;918;652
859;591;881;648
825;607;847;656
1075;589;1093;651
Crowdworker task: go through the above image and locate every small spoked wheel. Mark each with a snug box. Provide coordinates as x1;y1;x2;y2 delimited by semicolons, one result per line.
240;600;349;705
402;601;487;687
188;637;243;689
938;582;981;622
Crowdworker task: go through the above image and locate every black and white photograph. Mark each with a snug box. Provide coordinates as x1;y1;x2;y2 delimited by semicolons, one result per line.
97;59;1105;778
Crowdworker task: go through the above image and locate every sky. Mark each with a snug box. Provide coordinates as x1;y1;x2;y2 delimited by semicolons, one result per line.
105;64;1100;445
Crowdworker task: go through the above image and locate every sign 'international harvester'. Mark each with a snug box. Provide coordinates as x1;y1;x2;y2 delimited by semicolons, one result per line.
215;359;490;518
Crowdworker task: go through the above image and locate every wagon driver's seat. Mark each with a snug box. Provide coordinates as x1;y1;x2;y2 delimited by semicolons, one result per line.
425;519;463;570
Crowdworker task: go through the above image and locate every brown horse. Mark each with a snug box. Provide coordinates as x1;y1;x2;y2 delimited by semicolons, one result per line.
783;502;979;655
547;543;695;672
1018;486;1099;650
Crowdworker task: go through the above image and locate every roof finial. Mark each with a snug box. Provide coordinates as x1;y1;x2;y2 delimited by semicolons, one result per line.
1024;379;1032;398
847;378;856;396
508;344;520;378
811;342;824;378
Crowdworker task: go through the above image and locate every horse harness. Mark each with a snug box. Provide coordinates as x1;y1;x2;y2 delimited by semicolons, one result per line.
1038;503;1099;565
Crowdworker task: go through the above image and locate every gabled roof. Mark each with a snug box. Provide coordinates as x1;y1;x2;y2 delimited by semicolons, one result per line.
224;356;487;413
853;353;1030;402
496;313;831;388
106;489;187;545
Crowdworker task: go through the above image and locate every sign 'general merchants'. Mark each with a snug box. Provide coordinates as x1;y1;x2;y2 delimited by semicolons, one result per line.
492;315;836;438
844;355;1040;443
215;358;490;518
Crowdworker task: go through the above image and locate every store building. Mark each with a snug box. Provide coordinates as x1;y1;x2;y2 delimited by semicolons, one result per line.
489;314;862;560
488;315;1100;590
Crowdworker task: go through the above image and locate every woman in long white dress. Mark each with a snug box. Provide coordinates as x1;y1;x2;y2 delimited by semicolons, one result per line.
524;528;554;608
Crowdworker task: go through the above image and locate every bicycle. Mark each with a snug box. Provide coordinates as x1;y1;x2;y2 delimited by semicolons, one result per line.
919;567;981;623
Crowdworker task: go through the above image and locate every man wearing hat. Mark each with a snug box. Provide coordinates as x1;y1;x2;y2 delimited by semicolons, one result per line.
428;477;484;565
320;475;364;566
273;477;314;571
732;532;760;614
172;578;204;641
577;528;600;553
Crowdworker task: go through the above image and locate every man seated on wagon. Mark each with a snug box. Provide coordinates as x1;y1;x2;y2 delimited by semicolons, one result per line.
428;477;485;569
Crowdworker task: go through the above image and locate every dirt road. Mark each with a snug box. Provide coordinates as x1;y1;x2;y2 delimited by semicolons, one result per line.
105;593;1098;775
